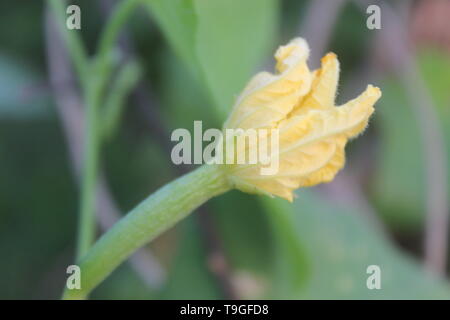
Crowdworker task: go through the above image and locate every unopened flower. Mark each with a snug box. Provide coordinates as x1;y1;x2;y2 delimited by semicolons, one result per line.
222;37;381;201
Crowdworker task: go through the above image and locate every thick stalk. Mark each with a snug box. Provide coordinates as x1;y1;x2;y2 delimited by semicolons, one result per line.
63;165;230;299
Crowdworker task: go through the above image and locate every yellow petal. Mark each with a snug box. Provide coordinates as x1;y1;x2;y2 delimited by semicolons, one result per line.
223;38;312;130
333;85;381;138
291;52;340;117
277;86;378;164
228;85;381;201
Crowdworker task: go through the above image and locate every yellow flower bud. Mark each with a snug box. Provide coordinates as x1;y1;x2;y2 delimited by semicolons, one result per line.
222;37;381;201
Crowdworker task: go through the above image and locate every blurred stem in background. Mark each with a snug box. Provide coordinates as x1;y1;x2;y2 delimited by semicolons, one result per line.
44;7;165;291
47;0;143;260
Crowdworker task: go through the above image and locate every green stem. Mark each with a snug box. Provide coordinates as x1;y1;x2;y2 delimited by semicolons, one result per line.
102;60;141;139
95;0;143;93
63;165;230;299
97;0;142;60
76;85;101;259
75;0;143;258
48;0;147;274
46;0;96;258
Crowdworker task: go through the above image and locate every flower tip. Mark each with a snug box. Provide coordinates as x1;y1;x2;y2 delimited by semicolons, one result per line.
321;52;338;64
284;192;294;202
367;85;382;99
288;192;297;203
274;37;309;72
278;192;294;202
282;37;309;54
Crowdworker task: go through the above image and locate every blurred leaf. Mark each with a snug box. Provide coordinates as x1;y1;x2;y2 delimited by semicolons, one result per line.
263;191;450;299
417;49;450;187
0;55;51;119
147;0;279;118
328;2;370;74
371;78;425;230
146;0;199;76
160;218;222;299
418;49;450;112
159;51;215;128
193;0;278;117
0;119;77;299
372;50;450;230
210;191;273;274
92;263;155;300
262;197;310;297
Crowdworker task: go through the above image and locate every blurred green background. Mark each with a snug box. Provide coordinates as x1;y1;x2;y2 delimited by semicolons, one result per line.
1;0;450;299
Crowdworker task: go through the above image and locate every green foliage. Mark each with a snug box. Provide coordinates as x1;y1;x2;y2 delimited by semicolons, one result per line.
418;50;450;187
372;78;426;230
211;191;273;275
193;0;278;117
0;55;51;119
146;0;198;73
160;219;222;299
0;119;77;299
147;0;279;118
2;0;450;300
372;50;450;231
264;192;450;299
